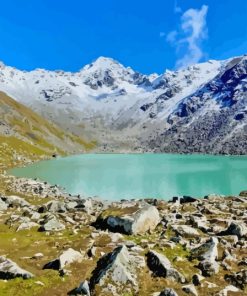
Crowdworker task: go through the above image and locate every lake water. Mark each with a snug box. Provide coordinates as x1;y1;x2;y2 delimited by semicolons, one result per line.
9;154;247;201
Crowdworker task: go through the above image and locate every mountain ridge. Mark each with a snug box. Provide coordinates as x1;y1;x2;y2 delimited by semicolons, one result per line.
0;54;246;154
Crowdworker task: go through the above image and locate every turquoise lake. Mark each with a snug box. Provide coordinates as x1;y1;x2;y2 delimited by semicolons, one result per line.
9;154;247;201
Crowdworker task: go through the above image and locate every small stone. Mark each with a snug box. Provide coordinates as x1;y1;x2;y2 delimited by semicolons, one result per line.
159;288;178;296
182;284;198;296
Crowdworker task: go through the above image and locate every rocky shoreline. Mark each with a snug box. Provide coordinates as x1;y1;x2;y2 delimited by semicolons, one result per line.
0;174;246;295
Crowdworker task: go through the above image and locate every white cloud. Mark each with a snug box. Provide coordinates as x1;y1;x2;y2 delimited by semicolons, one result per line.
159;32;166;37
167;5;209;69
166;30;177;43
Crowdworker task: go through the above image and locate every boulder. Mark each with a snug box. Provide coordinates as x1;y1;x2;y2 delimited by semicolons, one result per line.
146;250;185;283
172;225;200;238
43;248;83;270
17;221;39;231
218;221;247;238
66;201;78;211
89;245;142;293
39;215;65;232
39;200;66;213
76;199;93;214
94;203;160;234
190;237;219;276
2;195;30;208
0;256;34;280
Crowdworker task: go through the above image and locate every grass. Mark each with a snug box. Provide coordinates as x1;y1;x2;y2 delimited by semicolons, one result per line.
0;219;95;296
0;91;97;173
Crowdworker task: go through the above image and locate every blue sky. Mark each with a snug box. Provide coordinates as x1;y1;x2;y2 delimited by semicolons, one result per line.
0;0;246;74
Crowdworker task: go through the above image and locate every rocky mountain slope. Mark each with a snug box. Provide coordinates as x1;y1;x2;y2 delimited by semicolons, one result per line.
0;55;246;153
0;92;95;171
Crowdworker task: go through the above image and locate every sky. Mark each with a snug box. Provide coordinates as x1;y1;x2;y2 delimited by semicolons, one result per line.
0;0;247;74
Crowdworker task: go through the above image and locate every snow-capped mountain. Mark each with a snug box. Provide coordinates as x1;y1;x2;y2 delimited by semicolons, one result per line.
0;55;246;154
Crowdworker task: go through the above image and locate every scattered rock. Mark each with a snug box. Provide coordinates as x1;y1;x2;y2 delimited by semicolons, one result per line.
172;225;200;238
225;270;247;290
39;215;65;232
216;285;240;296
159;288;178;296
95;202;160;234
146;250;185;283
2;195;30;208
191;237;219;276
89;245;141;293
32;253;44;260
39;200;66;213
0;256;34;280
218;221;247;239
17;221;39;231
182;284;198;296
43;248;83;270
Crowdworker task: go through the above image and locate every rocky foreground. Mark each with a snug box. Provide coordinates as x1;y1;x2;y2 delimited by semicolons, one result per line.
0;176;247;296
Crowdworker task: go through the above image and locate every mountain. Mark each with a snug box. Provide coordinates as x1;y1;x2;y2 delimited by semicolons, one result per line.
0;55;246;154
0;92;95;171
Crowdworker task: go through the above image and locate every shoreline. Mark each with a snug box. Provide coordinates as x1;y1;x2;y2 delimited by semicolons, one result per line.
5;152;247;203
1;151;247;295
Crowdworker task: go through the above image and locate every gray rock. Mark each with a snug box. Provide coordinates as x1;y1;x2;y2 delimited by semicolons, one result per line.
39;215;65;232
66;201;78;211
215;285;240;296
191;237;219;276
43;248;83;270
159;288;178;296
146;250;185;283
0;256;34;280
172;225;200;238
76;199;93;214
3;195;30;208
182;284;198;296
70;280;91;295
225;270;247;289
96;203;160;234
39;200;66;213
89;245;140;292
17;221;39;231
0;198;7;211
30;211;41;221
219;221;247;238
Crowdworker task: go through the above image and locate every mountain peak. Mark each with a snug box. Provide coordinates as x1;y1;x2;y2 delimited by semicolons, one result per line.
82;56;124;72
